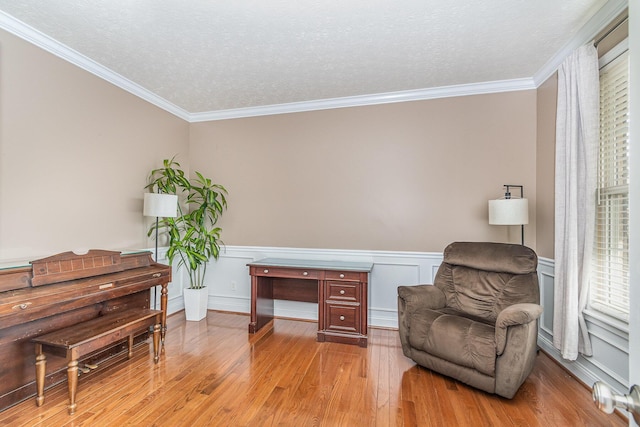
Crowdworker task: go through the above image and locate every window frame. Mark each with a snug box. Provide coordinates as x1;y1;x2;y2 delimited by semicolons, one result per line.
588;38;630;323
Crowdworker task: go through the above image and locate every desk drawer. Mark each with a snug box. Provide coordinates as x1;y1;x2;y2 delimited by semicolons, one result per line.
250;266;320;280
326;281;360;302
325;303;361;334
324;270;363;281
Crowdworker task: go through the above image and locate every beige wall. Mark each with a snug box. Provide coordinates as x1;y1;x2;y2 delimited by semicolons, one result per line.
1;27;540;259
190;91;538;253
0;29;189;260
535;73;558;259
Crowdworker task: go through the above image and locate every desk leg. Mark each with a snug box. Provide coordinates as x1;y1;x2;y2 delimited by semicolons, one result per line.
34;344;46;407
249;275;274;333
66;358;78;415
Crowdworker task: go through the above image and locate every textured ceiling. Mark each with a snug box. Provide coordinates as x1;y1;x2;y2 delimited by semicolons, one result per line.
0;0;619;118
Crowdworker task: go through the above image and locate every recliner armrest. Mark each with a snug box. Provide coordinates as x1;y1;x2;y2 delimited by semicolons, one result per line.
397;285;446;311
495;303;543;355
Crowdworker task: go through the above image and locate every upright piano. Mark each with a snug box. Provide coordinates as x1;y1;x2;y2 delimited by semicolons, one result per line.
0;249;171;412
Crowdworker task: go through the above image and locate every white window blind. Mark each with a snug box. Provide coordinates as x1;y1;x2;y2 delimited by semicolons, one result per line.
590;48;630;322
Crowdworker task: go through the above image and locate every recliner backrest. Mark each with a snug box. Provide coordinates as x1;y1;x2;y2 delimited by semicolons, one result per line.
433;242;540;322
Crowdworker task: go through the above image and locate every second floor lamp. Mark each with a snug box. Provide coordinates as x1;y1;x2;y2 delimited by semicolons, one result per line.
143;192;178;308
488;184;528;245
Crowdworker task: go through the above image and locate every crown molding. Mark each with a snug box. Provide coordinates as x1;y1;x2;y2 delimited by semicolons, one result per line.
1;1;627;122
0;9;535;123
0;11;191;121
188;78;536;122
533;0;628;86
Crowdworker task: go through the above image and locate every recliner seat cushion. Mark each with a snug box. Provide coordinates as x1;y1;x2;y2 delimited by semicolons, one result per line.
407;308;497;377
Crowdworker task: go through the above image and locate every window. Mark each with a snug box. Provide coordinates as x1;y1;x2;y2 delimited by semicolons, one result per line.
589;43;629;322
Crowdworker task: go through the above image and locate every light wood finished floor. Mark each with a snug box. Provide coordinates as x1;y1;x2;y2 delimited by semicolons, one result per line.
0;311;626;427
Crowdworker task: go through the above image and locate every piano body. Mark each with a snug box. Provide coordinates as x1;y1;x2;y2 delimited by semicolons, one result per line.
0;249;171;411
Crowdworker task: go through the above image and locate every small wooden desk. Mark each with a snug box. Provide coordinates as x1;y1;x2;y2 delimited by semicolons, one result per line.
247;258;373;347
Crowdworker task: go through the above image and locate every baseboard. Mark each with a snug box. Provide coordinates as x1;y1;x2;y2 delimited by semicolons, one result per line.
537;335;601;388
208;294;250;314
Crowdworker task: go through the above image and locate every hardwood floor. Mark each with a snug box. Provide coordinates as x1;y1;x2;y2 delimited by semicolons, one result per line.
0;311;626;427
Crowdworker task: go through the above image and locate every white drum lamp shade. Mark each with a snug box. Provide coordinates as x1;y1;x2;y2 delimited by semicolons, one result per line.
488;198;529;225
143;193;178;218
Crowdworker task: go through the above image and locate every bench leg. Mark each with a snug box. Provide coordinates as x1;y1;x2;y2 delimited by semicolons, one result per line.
34;344;46;407
67;359;78;415
153;323;161;363
128;335;134;359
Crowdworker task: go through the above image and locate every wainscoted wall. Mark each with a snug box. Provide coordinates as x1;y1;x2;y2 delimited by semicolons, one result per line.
209;245;444;328
154;245;443;328
537;257;629;395
156;245;629;395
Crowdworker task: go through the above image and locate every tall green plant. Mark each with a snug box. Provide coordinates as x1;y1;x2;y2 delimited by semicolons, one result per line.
145;157;227;289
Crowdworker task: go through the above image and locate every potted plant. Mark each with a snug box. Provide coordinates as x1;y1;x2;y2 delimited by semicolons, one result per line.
145;157;227;321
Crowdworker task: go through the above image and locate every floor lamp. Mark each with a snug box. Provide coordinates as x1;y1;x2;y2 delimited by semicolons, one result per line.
488;184;529;245
143;192;178;309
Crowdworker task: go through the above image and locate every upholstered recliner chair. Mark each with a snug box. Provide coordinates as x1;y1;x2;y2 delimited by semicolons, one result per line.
397;242;542;399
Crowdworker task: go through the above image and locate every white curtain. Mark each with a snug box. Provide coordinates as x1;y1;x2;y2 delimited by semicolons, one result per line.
553;44;599;361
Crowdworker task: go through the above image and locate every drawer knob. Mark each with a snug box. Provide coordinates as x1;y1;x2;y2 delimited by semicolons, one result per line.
339;290;346;295
12;302;32;310
263;269;269;274
339;274;345;278
302;271;308;276
152;273;162;278
339;315;345;321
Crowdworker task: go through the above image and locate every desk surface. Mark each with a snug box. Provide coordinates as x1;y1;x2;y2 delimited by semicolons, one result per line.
247;258;373;272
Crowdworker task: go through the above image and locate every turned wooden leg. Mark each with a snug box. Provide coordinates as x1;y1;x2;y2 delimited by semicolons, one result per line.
34;344;46;407
128;335;134;359
152;323;161;363
66;359;78;415
161;283;168;346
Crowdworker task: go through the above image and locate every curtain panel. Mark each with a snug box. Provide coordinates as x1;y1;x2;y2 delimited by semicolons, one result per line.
553;44;599;360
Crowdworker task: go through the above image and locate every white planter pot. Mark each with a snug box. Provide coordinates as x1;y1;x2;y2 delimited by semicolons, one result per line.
183;287;208;321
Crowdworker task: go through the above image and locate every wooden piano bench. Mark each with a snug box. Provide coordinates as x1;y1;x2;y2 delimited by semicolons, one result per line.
31;308;163;415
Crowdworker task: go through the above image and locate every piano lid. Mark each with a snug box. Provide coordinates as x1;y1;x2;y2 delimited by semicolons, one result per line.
0;249;156;292
30;250;124;287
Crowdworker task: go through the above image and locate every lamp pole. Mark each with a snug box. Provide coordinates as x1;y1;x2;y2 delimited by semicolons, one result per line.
143;192;178;309
503;184;525;245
